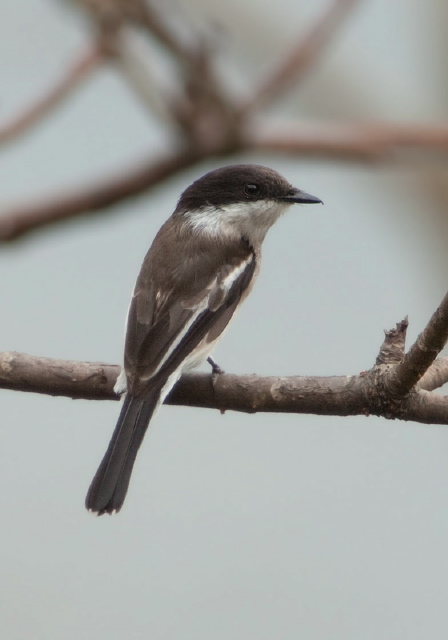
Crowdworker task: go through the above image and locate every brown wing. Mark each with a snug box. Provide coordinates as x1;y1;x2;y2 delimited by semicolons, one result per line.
124;251;256;398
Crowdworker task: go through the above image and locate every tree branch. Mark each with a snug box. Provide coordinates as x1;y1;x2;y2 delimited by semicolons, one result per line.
3;2;448;243
383;290;448;396
246;120;448;160
0;149;200;242
134;0;193;61
418;356;448;392
1;345;447;425
0;352;119;400
172;373;448;426
3;293;447;423
240;0;360;114
0;44;105;146
4;117;448;243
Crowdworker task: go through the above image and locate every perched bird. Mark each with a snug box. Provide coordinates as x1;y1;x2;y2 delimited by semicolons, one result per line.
86;164;322;515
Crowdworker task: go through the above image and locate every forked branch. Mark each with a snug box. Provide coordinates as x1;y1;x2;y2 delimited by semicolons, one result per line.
2;0;448;241
1;289;448;425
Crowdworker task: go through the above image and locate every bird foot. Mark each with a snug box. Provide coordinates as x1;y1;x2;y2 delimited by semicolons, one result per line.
207;356;224;377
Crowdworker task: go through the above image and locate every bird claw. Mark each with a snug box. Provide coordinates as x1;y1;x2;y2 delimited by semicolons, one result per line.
207;356;224;377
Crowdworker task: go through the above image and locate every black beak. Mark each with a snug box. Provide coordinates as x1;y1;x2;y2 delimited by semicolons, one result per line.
279;188;323;205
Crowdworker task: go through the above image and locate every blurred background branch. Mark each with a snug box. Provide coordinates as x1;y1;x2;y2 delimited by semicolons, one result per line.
2;0;448;241
239;0;361;113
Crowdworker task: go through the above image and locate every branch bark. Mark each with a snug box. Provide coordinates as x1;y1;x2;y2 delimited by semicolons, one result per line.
0;352;119;400
3;290;448;424
383;290;448;396
418;356;448;392
1;351;447;424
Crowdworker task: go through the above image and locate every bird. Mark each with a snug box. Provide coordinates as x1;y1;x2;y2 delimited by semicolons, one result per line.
85;164;322;515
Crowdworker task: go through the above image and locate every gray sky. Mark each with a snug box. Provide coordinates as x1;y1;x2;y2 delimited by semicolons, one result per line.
2;1;448;639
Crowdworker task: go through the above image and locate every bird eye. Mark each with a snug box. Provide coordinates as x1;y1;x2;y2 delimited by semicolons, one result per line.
244;184;259;197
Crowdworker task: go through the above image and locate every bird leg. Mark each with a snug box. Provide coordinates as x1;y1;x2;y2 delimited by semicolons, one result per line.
207;356;224;376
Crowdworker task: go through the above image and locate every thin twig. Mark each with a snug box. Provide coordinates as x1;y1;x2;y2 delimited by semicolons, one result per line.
384;290;448;397
240;0;360;114
0;149;200;242
0;44;106;145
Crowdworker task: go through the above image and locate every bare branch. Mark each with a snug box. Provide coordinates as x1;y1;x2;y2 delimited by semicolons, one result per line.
4;116;448;243
0;45;105;146
376;318;408;365
3;4;448;244
0;149;200;242
400;390;448;425
0;352;119;400
418;356;448;391
134;0;191;60
246;120;448;161
173;373;448;426
384;290;448;396
169;371;366;416
1;350;447;425
241;0;360;114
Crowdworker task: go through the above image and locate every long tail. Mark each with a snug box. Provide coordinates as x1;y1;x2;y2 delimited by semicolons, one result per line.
85;391;160;515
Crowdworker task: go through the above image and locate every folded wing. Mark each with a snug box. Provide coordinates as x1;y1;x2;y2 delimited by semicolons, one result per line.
125;249;257;397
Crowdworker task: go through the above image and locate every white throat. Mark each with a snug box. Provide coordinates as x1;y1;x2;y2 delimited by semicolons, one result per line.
185;200;291;245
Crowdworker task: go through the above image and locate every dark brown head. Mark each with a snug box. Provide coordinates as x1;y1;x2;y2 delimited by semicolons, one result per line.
174;164;322;245
175;164;321;214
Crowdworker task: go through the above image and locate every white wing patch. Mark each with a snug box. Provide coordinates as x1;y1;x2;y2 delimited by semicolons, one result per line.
147;296;210;380
208;254;253;311
221;255;252;289
142;254;253;380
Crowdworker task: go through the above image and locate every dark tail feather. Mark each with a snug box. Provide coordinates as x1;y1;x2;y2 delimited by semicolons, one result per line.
86;392;159;515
